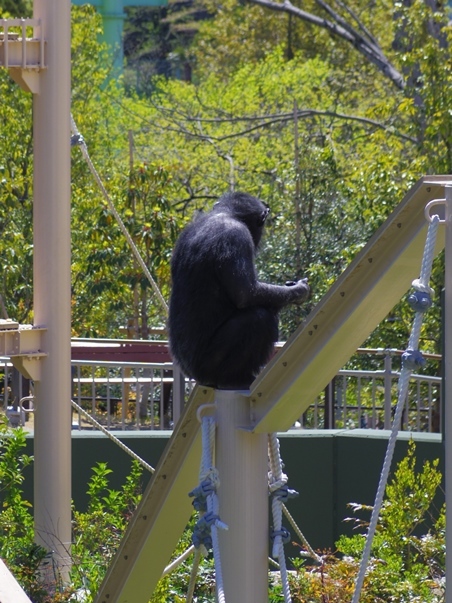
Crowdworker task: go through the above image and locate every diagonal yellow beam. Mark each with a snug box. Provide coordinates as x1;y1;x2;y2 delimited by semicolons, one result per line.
250;176;451;432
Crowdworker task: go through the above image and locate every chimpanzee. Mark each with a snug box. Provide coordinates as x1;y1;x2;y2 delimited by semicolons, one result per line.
168;191;310;389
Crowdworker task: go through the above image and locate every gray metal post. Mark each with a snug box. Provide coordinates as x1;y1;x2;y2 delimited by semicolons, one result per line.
32;0;72;585
172;363;185;425
384;351;393;429
215;389;269;602
445;185;452;603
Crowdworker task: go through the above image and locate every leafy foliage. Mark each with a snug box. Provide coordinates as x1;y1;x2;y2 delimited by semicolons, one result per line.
1;0;451;348
0;415;51;600
71;460;144;598
0;0;32;17
0;416;145;602
335;440;444;603
0;425;445;602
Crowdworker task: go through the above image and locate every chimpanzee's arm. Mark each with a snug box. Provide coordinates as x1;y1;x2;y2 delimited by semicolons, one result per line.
217;224;309;310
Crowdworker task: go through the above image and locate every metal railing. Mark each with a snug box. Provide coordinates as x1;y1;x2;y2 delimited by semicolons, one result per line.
0;19;45;69
0;348;442;433
302;348;442;432
304;370;441;432
71;360;189;430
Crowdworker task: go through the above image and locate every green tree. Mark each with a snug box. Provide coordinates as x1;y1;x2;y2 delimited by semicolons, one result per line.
0;0;32;17
0;5;183;336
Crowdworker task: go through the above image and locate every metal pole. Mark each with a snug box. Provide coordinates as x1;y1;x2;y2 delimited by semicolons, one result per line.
215;390;268;602
32;0;72;586
445;185;452;603
100;0;125;74
384;351;392;429
172;363;185;425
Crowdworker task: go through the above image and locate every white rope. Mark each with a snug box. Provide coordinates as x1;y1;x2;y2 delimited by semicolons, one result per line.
162;545;195;577
268;433;292;603
188;413;228;603
282;504;323;564
185;548;202;603
70;115;169;316
70;399;155;474
351;213;440;603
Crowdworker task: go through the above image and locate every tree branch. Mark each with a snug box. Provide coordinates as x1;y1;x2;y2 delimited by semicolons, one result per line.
153;108;416;144
243;0;405;90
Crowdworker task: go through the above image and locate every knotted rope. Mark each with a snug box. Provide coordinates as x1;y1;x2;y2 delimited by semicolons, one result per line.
187;410;228;603
351;213;440;603
268;432;296;603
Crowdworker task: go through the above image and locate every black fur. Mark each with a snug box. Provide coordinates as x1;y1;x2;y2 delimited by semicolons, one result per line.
168;191;310;389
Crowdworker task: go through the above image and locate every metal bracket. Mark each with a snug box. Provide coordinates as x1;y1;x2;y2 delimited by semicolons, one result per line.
0;320;47;380
0;18;46;93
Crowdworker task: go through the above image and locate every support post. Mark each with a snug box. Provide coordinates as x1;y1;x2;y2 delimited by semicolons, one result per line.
215;390;268;602
445;185;452;603
383;351;392;429
100;0;126;73
172;363;185;425
32;0;72;586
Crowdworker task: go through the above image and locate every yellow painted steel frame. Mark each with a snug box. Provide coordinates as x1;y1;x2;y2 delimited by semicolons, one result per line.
0;559;33;603
250;176;449;432
95;176;452;603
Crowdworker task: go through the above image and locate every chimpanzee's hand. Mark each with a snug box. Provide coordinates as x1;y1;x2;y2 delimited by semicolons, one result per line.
285;278;310;303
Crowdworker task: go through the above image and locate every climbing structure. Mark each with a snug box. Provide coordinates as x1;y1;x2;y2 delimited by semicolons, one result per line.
95;176;451;603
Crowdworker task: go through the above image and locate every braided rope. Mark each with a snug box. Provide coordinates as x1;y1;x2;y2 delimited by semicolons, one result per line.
70;115;169;316
268;433;292;603
351;214;440;603
185;548;202;603
282;504;322;564
71;400;154;474
187;413;227;603
203;416;227;603
162;545;195;577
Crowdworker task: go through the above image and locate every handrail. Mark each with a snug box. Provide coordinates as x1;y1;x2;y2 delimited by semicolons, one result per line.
0;19;45;69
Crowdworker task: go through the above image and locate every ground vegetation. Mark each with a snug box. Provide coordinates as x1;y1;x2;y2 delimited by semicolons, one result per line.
0;419;444;601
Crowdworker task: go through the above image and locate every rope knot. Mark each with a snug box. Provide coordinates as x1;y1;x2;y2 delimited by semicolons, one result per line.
70;133;85;147
271;484;299;503
411;278;434;297
189;477;218;511
268;473;288;493
271;527;291;546
407;289;432;312
192;527;212;552
192;510;228;551
401;349;425;370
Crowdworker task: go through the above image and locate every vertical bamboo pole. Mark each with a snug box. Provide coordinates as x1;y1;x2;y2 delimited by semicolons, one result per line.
32;0;72;585
445;185;452;603
215;390;268;602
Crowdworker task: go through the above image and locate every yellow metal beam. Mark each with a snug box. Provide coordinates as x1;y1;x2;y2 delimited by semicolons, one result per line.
250;176;451;433
0;559;33;603
0;323;47;380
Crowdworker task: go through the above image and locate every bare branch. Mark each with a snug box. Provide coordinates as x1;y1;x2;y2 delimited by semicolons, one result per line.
154;108;416;144
332;0;380;48
243;0;405;90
